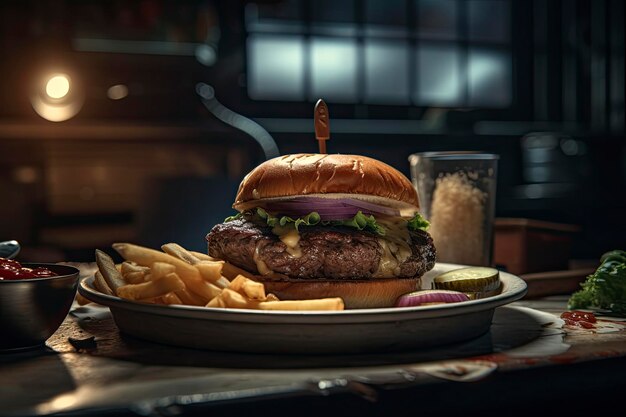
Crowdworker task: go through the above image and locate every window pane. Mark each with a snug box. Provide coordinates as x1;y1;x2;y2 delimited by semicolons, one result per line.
311;0;357;36
415;45;461;105
247;0;305;33
365;40;410;104
366;0;407;27
312;0;355;23
247;34;305;100
365;0;408;36
256;0;302;21
468;0;510;42
468;48;511;107
311;37;358;102
417;0;458;40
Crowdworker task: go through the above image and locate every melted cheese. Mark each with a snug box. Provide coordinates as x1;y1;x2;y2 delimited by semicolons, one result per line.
375;239;400;278
374;218;413;278
254;223;304;275
254;243;273;275
272;224;303;258
378;219;412;260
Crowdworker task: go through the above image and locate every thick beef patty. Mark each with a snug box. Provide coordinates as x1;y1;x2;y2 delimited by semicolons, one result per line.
206;218;436;280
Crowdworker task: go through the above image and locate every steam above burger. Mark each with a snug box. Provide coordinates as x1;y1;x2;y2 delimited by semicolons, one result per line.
206;153;436;308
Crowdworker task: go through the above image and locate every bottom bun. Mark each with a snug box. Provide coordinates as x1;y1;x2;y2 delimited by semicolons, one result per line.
256;277;422;309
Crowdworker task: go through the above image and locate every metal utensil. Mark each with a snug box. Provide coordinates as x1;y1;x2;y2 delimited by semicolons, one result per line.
0;240;21;259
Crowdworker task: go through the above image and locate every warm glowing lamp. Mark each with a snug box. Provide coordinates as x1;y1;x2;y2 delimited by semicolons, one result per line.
31;71;83;122
45;75;70;99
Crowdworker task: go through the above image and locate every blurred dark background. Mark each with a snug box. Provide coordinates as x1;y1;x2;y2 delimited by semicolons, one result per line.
0;0;624;262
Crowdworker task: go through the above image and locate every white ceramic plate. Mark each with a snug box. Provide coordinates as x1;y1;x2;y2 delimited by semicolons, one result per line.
78;263;527;354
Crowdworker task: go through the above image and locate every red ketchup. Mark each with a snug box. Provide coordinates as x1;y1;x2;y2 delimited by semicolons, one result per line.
0;257;58;280
560;310;597;329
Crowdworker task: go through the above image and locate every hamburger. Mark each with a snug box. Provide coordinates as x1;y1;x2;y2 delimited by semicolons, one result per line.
206;153;436;308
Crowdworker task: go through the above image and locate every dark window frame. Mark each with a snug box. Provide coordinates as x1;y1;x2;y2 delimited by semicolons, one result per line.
237;0;525;122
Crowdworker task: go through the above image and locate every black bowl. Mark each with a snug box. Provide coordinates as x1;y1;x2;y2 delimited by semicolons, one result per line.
0;263;80;351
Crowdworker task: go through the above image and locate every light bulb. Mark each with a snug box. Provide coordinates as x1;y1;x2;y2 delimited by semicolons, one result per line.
45;75;70;99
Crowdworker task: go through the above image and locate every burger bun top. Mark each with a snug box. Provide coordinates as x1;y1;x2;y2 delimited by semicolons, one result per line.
234;153;420;215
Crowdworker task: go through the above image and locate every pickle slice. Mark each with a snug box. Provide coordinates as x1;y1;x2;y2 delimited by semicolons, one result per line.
432;267;501;297
464;287;502;300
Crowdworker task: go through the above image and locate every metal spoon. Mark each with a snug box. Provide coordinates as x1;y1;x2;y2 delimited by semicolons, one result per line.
0;240;21;259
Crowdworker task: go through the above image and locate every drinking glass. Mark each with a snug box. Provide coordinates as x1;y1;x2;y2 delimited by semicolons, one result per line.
409;152;499;266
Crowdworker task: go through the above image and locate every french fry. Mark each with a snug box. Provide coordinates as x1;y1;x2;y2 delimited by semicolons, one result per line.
162;243;230;287
150;262;176;280
120;262;148;284
180;243;254;279
206;296;226;308
216;288;343;311
190;251;217;262
197;281;223;300
95;250;125;295
162;243;201;265
257;298;344;311
123;271;146;284
222;262;257;280
189;251;257;281
113;243;190;270
121;262;150;276
162;292;183;305
195;261;230;288
229;275;266;300
266;293;280;302
94;270;114;296
112;243;219;301
218;288;256;309
194;260;223;276
117;272;185;301
176;288;209;306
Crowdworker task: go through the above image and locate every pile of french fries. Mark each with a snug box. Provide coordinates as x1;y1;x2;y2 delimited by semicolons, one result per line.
91;242;344;311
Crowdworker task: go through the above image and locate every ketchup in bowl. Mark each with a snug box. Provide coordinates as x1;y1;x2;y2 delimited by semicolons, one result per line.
0;257;58;280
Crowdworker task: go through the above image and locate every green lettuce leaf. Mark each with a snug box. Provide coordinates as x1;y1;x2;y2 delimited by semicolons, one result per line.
407;212;430;231
224;212;242;222
225;208;429;237
323;211;386;236
568;250;626;315
227;208;385;235
255;207;321;230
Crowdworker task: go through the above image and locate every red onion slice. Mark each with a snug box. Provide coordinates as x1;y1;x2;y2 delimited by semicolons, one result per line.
395;290;470;308
263;197;401;219
336;198;401;217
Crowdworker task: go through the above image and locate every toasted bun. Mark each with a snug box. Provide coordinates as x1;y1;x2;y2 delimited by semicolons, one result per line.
256;277;421;309
233;154;419;213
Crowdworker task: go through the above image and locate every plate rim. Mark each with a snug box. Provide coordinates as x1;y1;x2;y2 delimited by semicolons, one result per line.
78;263;527;324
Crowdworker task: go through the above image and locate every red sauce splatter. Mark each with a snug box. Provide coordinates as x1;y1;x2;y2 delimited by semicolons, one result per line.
0;257;58;280
561;310;597;329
